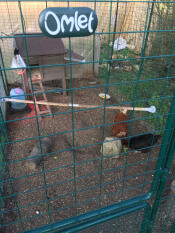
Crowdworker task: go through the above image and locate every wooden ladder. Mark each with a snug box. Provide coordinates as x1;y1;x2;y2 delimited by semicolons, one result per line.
28;70;52;116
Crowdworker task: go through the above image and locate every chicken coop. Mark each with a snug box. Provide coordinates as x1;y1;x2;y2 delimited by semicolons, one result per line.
0;0;175;233
15;34;85;88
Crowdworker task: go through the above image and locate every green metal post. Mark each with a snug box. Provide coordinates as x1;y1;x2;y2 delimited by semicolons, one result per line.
121;0;154;200
18;1;52;224
110;0;119;61
99;0;113;209
0;48;7;95
93;0;97;74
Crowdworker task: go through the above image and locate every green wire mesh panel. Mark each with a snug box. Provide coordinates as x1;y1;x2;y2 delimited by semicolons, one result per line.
0;109;7;224
152;158;175;232
0;0;175;233
0;48;7;119
0;48;7;225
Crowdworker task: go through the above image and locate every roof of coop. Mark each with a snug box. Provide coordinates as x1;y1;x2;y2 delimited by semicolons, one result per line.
15;33;66;57
64;49;84;62
14;33;84;61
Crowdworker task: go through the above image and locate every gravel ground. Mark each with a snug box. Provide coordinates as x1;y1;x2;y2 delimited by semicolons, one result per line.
1;78;161;232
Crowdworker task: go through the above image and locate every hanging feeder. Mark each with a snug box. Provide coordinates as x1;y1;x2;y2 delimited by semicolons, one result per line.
15;69;26;75
11;54;26;75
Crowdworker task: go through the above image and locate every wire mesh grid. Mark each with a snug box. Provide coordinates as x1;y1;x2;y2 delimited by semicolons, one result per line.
0;0;175;232
152;158;175;233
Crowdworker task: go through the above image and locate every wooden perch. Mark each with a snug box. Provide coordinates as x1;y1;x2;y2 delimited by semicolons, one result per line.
3;98;156;113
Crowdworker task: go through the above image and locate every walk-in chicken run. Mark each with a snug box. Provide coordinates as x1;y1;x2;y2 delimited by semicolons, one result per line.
2;79;160;231
0;1;175;233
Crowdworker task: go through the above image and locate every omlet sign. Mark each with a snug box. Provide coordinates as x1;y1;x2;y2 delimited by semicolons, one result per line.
39;7;98;38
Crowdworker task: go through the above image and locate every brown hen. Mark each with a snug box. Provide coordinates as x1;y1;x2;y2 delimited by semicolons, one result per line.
112;111;128;138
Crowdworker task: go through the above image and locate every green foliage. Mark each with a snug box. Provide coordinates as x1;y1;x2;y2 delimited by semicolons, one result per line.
148;94;171;131
150;2;175;67
100;43;137;62
114;47;134;58
99;47;175;131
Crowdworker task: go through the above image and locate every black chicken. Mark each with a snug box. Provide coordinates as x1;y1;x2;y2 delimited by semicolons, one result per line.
122;133;161;153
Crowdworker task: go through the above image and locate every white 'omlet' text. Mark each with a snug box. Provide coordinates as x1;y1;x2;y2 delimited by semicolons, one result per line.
44;11;94;35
